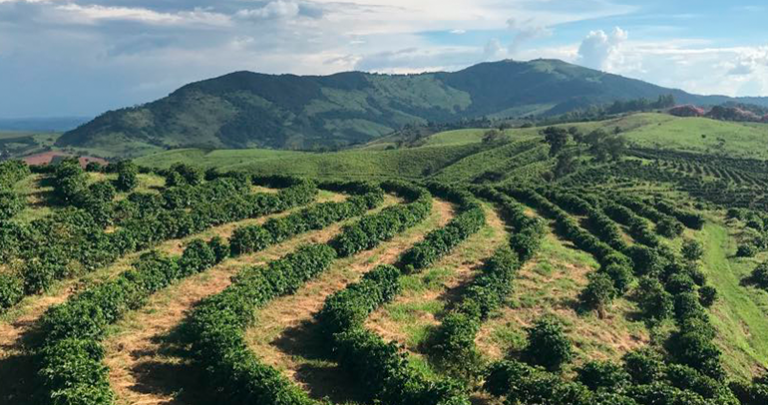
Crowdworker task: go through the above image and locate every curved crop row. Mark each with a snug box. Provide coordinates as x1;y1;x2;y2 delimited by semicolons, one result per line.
183;183;433;405
330;181;433;258
398;183;486;272
31;181;385;405
424;187;546;376
501;186;627;268
0;177;317;311
36;237;229;405
316;185;487;405
229;188;384;255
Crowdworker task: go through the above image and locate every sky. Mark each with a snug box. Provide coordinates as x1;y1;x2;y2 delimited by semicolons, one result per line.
1;0;767;118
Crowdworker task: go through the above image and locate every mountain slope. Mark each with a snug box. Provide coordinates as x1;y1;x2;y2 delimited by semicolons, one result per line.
57;59;768;155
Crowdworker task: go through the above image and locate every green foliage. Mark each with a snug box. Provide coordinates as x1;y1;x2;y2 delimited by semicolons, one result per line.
186;244;336;405
524;317;574;371
36;237;228;405
331;182;432;257
0;273;24;309
581;272;618;312
577;360;631;391
400;184;485;272
636;276;674;322
0;190;25;221
657;217;684;238
737;243;758;258
229;188;384;255
682;239;704;262
542;126;570;157
114;160;139;192
164;163;203;187
746;262;768;290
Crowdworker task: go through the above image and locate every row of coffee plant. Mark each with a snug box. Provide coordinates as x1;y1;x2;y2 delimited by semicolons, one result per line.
33;180;388;405
0;160;31;221
36;238;229;405
183;183;435;405
316;186;487;405
422;187;546;377
0;177;317;311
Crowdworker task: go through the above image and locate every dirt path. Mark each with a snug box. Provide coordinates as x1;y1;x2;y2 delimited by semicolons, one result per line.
365;204;507;353
103;195;401;405
0;190;341;404
241;198;455;403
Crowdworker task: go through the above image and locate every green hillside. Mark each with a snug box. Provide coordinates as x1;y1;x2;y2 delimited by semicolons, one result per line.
59;60;768;157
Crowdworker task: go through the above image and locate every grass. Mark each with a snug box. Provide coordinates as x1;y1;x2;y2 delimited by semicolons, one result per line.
477;226;649;366
694;216;768;379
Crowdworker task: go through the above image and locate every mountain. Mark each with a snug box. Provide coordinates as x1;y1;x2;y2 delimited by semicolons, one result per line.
0;117;91;132
57;59;768;155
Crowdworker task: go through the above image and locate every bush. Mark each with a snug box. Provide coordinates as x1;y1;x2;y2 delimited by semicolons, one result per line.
622;348;666;385
602;263;633;294
657;217;684;238
747;262;768;289
580;272;618;314
0;274;24;310
114;160;139;192
737;243;758;258
681;240;704;262
186;245;337;405
577;360;630;391
524;317;573;371
635;277;673;322
0;191;25;221
698;286;718;308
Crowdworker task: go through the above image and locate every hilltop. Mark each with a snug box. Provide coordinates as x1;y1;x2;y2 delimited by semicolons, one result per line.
57;59;768;156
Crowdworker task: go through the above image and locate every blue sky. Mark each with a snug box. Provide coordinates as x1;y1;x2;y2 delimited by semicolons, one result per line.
1;0;767;118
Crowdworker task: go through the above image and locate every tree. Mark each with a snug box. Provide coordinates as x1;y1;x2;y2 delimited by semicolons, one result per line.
542;127;570;157
584;129;627;162
553;150;579;179
681;240;704;262
577;360;630;391
482;129;505;145
524;317;573;371
115;160;139;192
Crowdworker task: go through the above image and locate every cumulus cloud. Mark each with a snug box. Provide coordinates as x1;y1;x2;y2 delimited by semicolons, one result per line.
577;27;628;71
727;47;768;76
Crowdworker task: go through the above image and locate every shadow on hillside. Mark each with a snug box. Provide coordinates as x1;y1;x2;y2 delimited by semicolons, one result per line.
274;318;370;404
0;315;51;405
128;325;219;405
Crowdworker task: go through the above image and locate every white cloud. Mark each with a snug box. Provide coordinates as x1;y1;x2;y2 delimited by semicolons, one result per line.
507;18;553;54
236;0;300;20
577;27;628;71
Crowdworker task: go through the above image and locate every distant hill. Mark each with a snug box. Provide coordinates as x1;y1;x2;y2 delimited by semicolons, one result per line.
0;117;91;132
58;59;768;155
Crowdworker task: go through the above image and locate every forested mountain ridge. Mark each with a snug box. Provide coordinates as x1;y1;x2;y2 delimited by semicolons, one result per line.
57;59;768;155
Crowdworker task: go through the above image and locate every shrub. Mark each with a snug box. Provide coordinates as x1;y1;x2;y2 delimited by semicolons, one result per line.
0;274;24;310
681;240;704;262
580;272;617;314
577;360;631;391
635;277;673;322
747;262;768;289
602;263;633;294
114;160;139;192
657;217;684;238
524;317;573;371
737;243;758;258
622;348;666;385
698;286;718;308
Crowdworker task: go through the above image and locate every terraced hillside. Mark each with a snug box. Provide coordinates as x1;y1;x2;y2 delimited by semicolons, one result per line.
4;112;768;405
